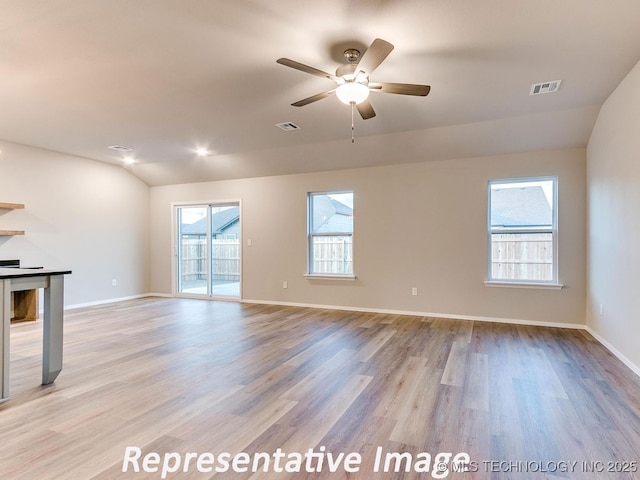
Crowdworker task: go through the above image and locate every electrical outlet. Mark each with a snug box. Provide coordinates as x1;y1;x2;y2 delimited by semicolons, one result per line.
283;281;288;289
111;279;117;287
411;287;418;296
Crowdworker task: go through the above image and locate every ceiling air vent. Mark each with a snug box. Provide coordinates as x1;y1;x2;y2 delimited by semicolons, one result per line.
275;122;301;131
107;144;133;152
530;80;562;96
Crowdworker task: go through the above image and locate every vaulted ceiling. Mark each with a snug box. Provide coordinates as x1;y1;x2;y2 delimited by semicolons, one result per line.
2;0;640;186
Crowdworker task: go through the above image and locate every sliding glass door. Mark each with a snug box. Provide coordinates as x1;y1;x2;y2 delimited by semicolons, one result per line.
176;202;241;298
209;204;241;297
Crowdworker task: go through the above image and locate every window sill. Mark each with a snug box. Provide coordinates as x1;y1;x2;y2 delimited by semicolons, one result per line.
305;274;357;281
484;280;564;290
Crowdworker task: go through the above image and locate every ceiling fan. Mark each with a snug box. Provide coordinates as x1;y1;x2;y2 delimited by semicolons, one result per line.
276;38;430;124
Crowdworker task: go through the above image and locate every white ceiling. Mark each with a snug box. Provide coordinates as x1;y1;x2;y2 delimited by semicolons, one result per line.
1;0;639;186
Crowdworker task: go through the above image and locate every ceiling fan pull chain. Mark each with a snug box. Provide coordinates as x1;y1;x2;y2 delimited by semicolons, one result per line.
351;102;355;143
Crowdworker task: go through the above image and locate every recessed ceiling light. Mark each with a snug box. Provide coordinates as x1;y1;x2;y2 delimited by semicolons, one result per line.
108;144;133;152
123;156;135;165
196;148;209;157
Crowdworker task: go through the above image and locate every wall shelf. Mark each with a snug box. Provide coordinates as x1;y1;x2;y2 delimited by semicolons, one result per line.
0;202;26;235
0;202;25;210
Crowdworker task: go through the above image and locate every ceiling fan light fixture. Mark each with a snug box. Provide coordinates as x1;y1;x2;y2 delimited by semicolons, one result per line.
336;82;370;105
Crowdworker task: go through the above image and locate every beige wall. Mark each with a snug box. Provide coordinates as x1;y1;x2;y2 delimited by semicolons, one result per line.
0;141;150;306
587;59;640;372
150;148;586;326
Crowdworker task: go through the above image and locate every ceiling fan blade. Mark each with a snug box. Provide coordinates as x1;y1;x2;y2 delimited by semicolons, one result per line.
370;82;431;96
355;38;394;77
291;89;336;107
356;99;376;119
276;58;339;82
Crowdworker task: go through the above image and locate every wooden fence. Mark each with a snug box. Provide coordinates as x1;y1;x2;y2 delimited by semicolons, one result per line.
490;233;552;281
180;238;240;282
181;234;548;282
312;236;353;274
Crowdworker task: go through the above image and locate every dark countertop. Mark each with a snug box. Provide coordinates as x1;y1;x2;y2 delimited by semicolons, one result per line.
0;267;72;279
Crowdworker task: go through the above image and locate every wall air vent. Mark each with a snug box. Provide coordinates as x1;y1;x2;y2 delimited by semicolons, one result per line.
530;80;562;96
275;122;301;131
107;144;133;152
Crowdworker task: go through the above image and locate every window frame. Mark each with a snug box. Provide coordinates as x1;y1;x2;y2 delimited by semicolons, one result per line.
306;190;355;279
486;176;562;288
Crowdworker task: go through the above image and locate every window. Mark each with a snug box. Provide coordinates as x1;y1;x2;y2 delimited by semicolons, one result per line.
488;177;558;284
308;191;354;276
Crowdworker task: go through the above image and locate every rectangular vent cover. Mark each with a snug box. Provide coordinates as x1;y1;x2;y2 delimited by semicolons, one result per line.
276;122;301;131
530;80;562;96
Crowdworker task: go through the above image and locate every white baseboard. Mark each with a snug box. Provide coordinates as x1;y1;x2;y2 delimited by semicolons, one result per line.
64;294;150;310
145;293;174;298
240;298;585;330
585;326;640;378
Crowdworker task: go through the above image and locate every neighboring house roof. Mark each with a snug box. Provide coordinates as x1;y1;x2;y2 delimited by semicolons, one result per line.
182;199;352;236
491;186;552;228
313;195;353;233
181;206;239;235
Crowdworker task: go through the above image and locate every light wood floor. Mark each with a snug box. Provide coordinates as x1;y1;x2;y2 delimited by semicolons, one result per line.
1;298;639;479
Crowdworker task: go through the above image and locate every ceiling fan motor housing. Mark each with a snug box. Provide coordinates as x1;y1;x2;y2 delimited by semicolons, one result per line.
336;63;358;78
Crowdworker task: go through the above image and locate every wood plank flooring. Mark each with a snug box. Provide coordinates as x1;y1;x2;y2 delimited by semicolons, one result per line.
1;298;640;479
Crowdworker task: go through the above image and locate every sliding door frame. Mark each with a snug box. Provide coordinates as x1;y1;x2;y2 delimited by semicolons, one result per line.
171;199;242;300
